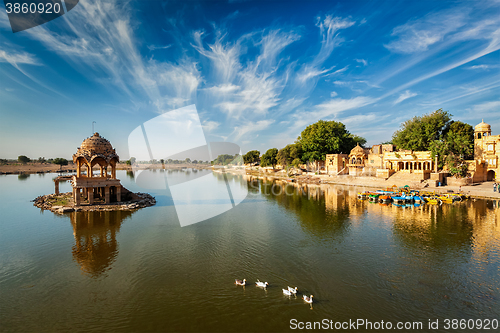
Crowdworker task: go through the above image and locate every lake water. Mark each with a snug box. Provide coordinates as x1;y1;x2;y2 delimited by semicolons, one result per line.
0;170;499;332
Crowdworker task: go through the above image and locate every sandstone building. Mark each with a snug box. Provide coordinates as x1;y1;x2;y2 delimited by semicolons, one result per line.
71;133;122;206
468;120;499;182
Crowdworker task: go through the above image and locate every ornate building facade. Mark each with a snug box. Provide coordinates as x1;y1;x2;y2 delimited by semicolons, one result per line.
469;120;499;182
71;133;123;206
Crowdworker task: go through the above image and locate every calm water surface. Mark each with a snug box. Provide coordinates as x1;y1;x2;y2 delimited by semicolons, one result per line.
0;170;499;332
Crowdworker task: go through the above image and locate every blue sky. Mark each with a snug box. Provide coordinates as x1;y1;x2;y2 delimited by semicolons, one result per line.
0;0;499;159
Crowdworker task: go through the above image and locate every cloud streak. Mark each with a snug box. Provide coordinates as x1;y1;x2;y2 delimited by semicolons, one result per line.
393;90;417;105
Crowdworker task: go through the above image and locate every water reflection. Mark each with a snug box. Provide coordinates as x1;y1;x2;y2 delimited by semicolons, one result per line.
70;210;135;278
245;177;351;239
18;173;30;180
245;176;500;252
126;170;135;179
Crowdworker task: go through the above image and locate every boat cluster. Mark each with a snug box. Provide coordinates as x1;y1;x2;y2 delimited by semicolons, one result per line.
234;279;313;304
357;186;468;205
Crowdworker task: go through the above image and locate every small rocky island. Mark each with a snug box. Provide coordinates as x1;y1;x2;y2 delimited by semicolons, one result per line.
33;132;156;214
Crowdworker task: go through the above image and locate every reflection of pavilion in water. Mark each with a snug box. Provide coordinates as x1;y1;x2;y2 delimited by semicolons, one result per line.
70;210;135;277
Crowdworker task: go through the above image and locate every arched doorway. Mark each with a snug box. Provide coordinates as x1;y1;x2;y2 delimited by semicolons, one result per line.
487;170;496;181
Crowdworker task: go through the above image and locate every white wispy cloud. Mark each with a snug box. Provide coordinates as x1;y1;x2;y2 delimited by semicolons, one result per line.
296;66;332;83
232;119;274;141
204;83;240;94
314;15;355;64
0;11;10;29
385;10;468;53
22;0;202;112
393;90;417;105
471;100;500;113
147;44;172;51
467;64;499;70
202;120;221;132
355;58;367;66
324;65;349;77
0;49;38;66
289;96;376;131
195;28;296;119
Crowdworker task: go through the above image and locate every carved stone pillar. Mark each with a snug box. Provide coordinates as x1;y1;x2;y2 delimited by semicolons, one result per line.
88;188;94;205
75;188;81;206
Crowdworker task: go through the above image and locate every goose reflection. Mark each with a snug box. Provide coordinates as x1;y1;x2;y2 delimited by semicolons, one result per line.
70;210;135;278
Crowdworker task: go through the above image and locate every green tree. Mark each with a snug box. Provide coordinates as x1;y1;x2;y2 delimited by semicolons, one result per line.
243;150;261;164
52;158;69;170
350;135;367;147
392;109;452;151
260;148;278;168
277;143;303;168
393;109;474;176
213;154;237;165
297;120;356;162
185;158;191;164
429;120;474;176
18;155;30;164
291;158;302;168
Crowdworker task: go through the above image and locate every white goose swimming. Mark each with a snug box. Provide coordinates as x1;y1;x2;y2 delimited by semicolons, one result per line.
288;286;298;294
282;288;292;296
303;295;314;303
255;280;269;288
235;279;246;286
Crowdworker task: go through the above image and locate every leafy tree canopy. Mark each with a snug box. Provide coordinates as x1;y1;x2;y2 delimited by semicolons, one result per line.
429;120;474;176
243;150;261;164
393;109;474;177
392;109;452;151
213;154;241;165
351;135;367;148
277;143;302;167
260;148;278;168
52;158;69;170
297;120;357;162
18;155;30;164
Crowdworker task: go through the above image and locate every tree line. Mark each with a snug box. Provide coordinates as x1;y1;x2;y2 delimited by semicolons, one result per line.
0;156;70;167
243;120;367;169
242;109;474;177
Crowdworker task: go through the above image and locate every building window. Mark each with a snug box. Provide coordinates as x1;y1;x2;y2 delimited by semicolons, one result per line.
370;160;374;163
488;144;494;151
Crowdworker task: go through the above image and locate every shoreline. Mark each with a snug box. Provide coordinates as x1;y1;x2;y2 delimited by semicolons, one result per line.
4;164;498;201
220;168;500;201
32;191;156;214
0;163;212;175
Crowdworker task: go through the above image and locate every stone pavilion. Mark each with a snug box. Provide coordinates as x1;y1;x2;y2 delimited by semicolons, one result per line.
71;133;122;206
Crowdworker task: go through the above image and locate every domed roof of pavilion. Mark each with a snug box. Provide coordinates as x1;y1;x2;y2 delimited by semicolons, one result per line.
349;143;366;156
73;133;119;164
475;120;491;132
